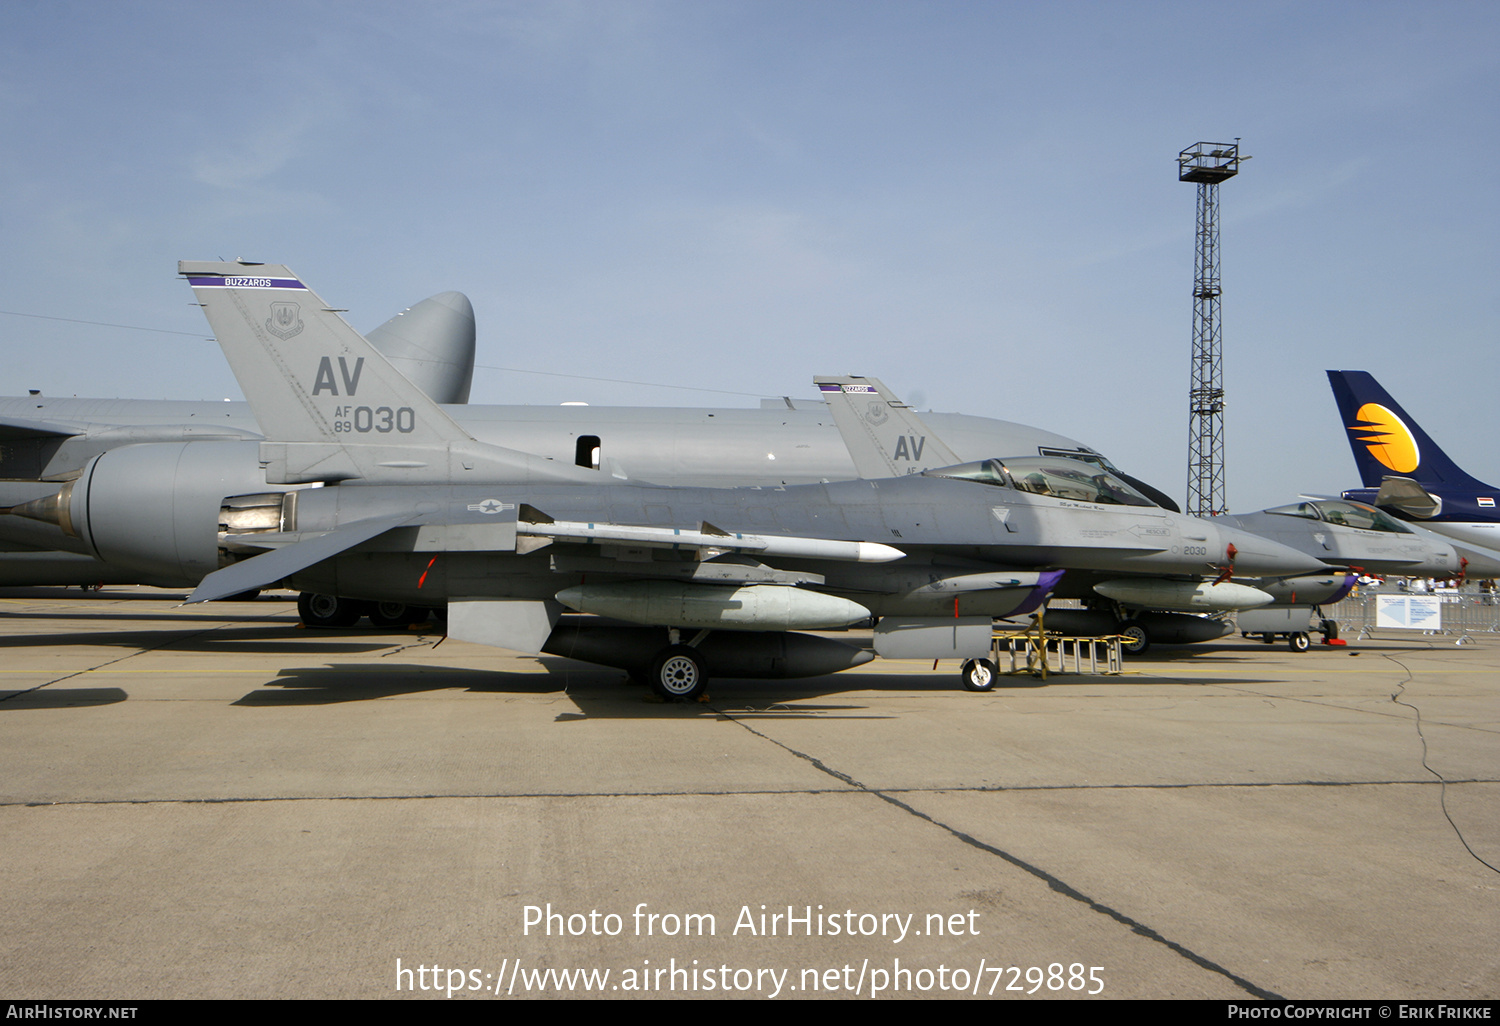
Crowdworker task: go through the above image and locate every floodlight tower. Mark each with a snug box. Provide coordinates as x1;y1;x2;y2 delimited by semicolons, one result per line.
1178;140;1244;517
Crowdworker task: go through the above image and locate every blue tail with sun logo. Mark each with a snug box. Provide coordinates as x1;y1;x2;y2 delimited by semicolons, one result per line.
1327;371;1490;491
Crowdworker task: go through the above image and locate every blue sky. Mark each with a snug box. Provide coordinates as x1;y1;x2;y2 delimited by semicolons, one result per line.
2;0;1496;511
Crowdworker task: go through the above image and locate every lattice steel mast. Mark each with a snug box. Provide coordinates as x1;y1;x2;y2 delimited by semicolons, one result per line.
1178;140;1244;517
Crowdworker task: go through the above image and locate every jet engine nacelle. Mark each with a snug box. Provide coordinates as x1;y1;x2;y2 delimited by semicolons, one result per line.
59;441;269;586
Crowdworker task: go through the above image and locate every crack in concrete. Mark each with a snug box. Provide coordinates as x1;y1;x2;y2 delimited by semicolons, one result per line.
710;702;1285;1001
0;621;236;704
1381;653;1500;876
5;775;1492;808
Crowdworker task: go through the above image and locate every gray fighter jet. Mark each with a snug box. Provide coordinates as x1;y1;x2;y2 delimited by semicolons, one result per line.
0;266;1166;608
1214;498;1466;648
813;376;1465;652
8;261;1324;695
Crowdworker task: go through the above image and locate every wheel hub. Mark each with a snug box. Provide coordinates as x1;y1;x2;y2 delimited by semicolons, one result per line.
659;656;700;694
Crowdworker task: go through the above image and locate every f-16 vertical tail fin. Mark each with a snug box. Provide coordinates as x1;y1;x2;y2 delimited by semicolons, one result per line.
1328;370;1491;490
180;260;469;447
179;260;600;485
813;376;961;478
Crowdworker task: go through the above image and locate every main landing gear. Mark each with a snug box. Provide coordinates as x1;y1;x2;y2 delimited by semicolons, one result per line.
636;629;712;701
297;592;362;628
1118;622;1150;655
649;645;707;701
296;593;435;629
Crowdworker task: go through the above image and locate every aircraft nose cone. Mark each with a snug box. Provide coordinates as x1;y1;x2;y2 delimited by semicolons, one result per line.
1215;523;1328;577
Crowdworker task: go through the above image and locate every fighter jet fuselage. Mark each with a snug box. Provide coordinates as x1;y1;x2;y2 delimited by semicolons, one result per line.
211;472;1315;610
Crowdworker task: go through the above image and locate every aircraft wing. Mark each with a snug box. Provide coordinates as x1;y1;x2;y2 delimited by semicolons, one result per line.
813;376;960;477
189;500;906;605
186;513;419;604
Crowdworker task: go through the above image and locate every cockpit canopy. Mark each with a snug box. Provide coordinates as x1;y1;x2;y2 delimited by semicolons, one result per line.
1265;499;1412;534
924;457;1158;507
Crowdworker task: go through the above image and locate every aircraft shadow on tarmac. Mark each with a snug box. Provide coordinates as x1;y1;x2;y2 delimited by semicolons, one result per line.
0;609;299;626
0;588;302;612
0;622;398;656
1121;640;1437;662
2;609;1420;715
0;687;127;709
228;658;989;716
0;588;199;602
232;662;573;706
226;655;1171;718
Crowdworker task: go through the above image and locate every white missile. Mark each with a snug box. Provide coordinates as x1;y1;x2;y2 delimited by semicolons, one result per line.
1093;578;1273;611
555;582;872;631
519;519;903;563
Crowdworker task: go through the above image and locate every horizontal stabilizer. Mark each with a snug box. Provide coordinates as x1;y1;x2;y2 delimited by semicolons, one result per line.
1373;476;1442;519
185;513;415;604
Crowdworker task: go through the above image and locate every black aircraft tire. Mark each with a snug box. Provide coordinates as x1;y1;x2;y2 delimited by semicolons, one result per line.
1262;632;1276;644
649;645;707;701
297;592;363;629
368;602;420;628
960;658;999;692
1119;622;1150;655
1289;632;1311;653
